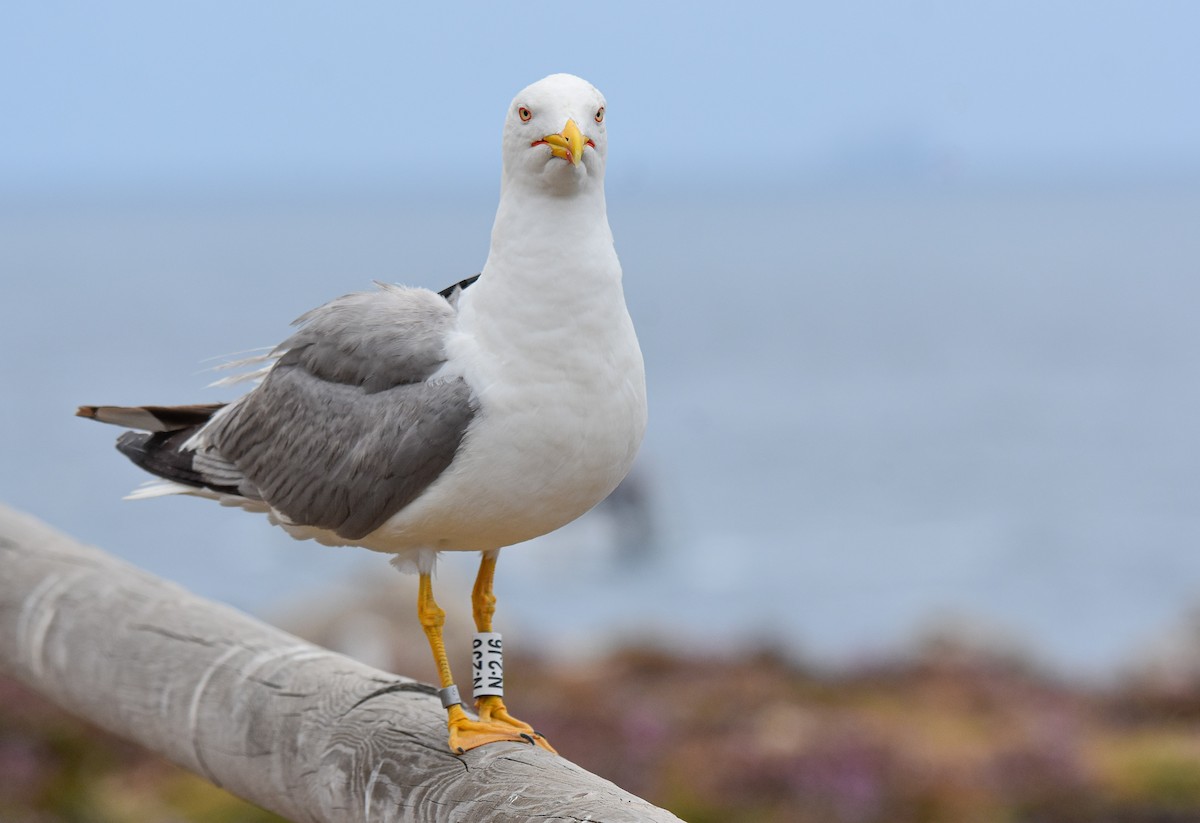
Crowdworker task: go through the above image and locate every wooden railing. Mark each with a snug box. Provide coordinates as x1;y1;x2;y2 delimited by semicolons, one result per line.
0;504;682;822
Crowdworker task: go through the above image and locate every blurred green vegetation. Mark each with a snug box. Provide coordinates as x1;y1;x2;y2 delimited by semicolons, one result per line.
0;677;284;823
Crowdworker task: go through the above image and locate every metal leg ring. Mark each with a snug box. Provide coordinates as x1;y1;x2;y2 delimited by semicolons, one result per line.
438;684;462;708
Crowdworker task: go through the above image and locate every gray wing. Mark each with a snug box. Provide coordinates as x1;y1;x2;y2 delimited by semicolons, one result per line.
277;282;459;392
198;283;475;541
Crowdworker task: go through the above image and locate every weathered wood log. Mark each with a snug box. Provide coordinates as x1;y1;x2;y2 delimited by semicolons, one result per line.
0;503;683;822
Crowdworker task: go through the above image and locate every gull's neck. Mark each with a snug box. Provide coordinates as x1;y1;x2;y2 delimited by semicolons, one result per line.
453;172;627;366
482;175;615;283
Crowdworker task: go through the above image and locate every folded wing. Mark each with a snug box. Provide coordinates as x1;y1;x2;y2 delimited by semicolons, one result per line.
80;282;478;541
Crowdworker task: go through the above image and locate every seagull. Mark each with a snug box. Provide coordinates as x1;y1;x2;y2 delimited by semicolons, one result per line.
77;73;647;755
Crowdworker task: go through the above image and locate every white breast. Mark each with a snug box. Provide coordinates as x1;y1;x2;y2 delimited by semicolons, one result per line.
364;247;647;556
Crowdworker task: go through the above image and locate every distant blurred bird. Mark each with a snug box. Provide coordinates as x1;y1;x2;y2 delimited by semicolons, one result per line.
77;73;647;754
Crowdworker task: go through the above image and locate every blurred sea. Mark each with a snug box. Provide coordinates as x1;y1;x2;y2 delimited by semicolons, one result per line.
2;181;1198;677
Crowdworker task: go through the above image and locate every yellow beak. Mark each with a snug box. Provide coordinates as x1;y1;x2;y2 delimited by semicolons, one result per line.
539;118;587;166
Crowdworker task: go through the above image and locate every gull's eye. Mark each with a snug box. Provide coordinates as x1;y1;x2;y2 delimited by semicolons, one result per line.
518;106;532;122
594;106;605;123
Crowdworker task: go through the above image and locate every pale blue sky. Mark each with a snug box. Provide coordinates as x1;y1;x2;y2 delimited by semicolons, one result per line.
3;1;1199;194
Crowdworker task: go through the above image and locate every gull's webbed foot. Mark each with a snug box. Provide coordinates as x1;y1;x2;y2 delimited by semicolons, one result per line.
475;694;556;753
445;704;556;754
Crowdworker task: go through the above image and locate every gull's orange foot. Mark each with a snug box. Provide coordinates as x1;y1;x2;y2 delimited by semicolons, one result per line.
445;704;556;754
476;695;556;754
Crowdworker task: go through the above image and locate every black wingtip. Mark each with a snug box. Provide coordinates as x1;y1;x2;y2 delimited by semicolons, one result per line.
114;428;215;492
438;274;480;300
115;430;151;460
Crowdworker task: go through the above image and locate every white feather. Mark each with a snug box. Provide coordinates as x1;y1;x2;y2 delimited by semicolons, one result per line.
124;480;198;500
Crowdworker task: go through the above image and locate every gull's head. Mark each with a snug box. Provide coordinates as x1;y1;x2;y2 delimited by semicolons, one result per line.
502;74;608;194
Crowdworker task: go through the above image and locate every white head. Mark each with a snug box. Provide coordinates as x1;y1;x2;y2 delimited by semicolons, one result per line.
502;74;608;195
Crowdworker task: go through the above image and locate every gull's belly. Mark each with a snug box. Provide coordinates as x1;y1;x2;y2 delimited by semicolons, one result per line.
367;359;646;553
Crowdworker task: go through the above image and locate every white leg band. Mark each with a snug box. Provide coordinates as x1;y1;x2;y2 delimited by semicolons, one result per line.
472;631;504;697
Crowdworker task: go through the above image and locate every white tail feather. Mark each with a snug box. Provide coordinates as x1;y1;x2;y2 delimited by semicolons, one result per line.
124;480;198;500
200;346;275;366
208;365;272;388
204;348;277;388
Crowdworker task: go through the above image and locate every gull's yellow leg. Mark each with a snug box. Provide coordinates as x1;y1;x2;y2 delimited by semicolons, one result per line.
471;550;499;631
470;551;556;753
418;572;539;754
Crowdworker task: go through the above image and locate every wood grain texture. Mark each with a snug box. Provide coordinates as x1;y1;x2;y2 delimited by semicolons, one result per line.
0;504;683;822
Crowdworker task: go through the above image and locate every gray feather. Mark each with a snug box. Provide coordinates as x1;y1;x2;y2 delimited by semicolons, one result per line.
275;284;455;394
195;283;476;540
192;450;262;500
205;369;474;540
